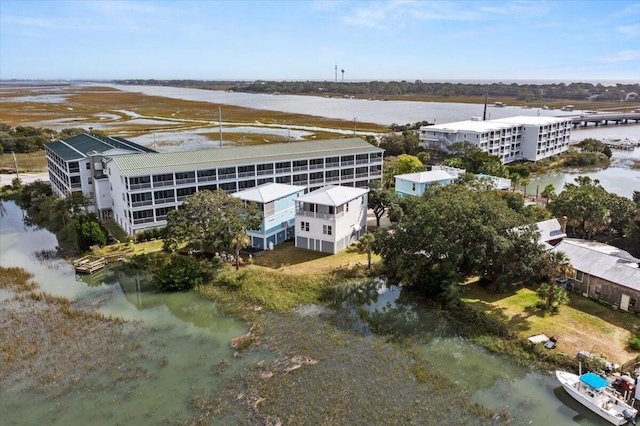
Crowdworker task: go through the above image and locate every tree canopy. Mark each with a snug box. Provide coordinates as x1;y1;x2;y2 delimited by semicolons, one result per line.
549;177;637;239
375;185;545;303
164;190;261;269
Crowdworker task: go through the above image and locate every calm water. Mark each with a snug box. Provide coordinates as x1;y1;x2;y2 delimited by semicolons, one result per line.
0;200;616;425
110;84;640;198
352;284;614;426
0;201;250;425
110;84;595;126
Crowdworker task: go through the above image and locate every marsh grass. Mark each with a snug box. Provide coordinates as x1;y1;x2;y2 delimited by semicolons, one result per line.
0;266;156;402
0;151;47;172
231;314;507;425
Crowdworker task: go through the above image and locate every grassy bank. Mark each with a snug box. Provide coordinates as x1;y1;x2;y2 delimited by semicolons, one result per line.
461;282;638;365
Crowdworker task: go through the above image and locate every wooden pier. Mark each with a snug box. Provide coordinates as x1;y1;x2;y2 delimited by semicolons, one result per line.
72;251;129;274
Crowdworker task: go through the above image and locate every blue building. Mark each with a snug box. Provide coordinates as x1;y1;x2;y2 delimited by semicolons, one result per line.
394;169;456;197
232;183;305;250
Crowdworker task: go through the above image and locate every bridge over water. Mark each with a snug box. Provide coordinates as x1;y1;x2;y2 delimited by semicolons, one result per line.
566;112;640;127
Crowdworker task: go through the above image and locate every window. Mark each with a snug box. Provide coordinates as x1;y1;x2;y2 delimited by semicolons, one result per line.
323;225;332;235
346;203;349;212
300;221;309;232
574;270;583;282
630;298;637;309
594;285;601;295
412;183;416;191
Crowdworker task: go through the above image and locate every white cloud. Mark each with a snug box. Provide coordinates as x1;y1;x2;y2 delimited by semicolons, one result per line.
597;50;640;63
336;0;552;29
618;24;640;38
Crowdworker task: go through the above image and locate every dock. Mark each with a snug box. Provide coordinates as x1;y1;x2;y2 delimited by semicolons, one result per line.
602;139;639;151
72;251;129;274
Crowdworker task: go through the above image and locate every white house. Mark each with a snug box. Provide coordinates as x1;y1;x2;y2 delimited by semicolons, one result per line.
295;185;368;254
419;116;571;163
232;183;305;250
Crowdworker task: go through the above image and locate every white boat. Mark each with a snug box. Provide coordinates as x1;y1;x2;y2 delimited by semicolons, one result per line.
556;371;638;425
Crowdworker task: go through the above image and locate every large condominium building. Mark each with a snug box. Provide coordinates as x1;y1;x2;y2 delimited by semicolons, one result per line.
419;116;572;163
45;136;384;236
44;133;155;212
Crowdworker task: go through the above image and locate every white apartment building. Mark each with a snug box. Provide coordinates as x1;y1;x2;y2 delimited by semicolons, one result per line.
295;185;368;254
419;116;571;163
100;138;383;236
44;133;155;213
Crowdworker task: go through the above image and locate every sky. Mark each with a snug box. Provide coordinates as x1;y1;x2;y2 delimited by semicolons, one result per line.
1;0;639;82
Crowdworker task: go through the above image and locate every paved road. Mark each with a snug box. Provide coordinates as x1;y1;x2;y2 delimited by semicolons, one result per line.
0;172;49;187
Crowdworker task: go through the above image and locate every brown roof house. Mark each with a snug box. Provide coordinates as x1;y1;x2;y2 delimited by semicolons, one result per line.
551;238;640;314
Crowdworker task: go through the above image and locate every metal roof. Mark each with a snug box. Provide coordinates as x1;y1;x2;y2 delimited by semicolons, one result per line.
296;185;368;207
45;133;153;161
109;138;383;177
552;238;640;290
535;218;567;243
232;183;303;203
395;170;454;184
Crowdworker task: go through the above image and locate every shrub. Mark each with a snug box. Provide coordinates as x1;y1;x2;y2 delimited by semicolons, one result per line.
154;255;204;291
629;333;640;351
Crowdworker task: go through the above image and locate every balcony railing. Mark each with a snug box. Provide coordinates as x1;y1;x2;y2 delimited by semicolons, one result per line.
325;176;340;182
296;210;344;220
218;173;236;180
309;178;324;184
238;171;255;178
257;169;273;176
133;217;156;225
341;161;354;166
153;180;175;187
175;178;196;185
293;166;308;172
275;167;291;174
197;175;216;182
132;200;153;207
130;182;152;190
309;163;324;170
154;197;175;205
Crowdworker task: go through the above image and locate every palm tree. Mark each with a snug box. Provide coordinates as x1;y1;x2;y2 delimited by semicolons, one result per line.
541;251;573;310
355;233;376;269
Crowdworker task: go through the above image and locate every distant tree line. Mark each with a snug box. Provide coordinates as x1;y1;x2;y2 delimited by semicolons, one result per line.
220;81;639;102
0;124;94;155
113;79;640;102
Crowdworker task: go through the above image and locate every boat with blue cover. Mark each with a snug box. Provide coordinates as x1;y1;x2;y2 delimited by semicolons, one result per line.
556;370;638;425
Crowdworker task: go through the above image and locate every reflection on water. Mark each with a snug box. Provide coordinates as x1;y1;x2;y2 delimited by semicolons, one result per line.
0;199;620;425
0;200;250;425
338;280;608;425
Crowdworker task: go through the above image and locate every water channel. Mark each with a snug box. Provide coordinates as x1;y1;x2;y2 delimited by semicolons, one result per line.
109;84;640;199
1;199;616;425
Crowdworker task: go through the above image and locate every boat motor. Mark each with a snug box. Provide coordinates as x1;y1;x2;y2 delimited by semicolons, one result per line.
623;409;637;426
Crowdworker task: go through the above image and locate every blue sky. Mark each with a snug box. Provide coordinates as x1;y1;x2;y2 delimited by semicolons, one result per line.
1;0;639;82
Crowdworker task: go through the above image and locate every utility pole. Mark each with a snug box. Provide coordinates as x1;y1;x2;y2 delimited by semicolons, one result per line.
335;63;338;83
219;107;223;148
11;151;20;183
483;86;488;121
353;118;357;135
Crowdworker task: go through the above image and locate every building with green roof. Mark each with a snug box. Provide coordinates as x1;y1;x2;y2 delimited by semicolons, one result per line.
82;137;383;236
45;133;154;203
